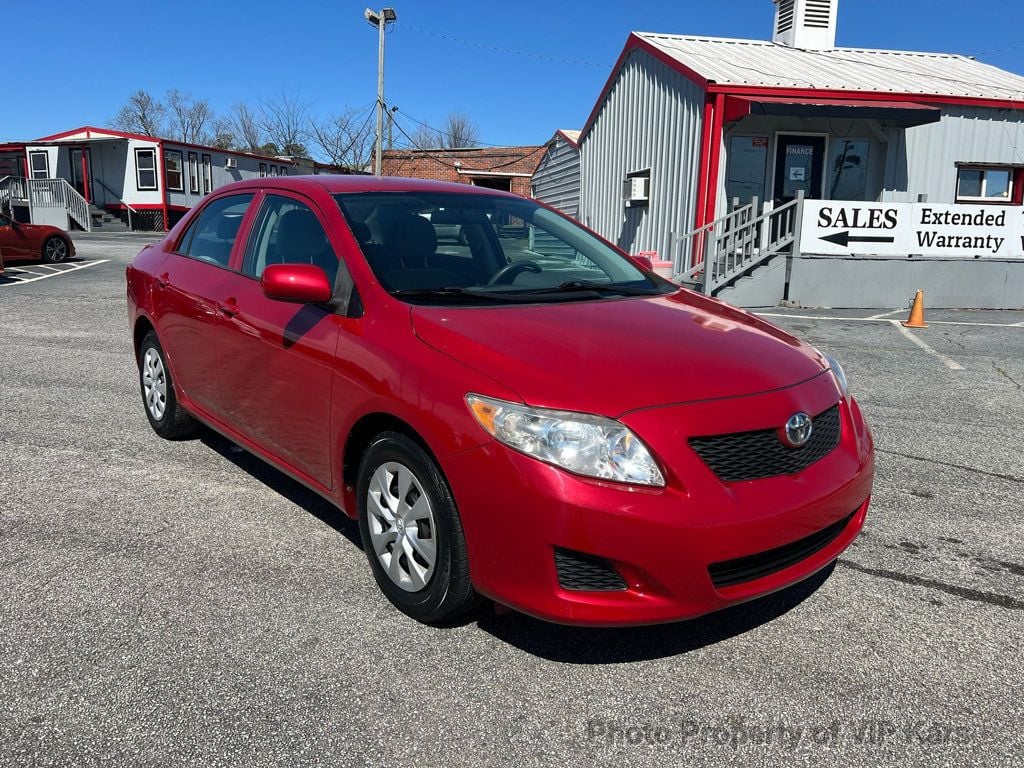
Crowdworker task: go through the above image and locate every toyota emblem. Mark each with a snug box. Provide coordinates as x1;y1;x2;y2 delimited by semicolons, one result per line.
783;412;813;447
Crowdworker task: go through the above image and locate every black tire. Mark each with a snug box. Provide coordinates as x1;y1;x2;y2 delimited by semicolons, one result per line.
356;431;480;624
138;331;199;440
41;236;69;264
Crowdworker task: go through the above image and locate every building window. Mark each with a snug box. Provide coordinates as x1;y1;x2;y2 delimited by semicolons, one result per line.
956;166;1014;203
279;166;288;177
165;150;184;192
259;162;267;177
188;152;199;194
29;151;50;179
202;154;213;194
725;136;768;205
828;140;871;200
135;148;158;190
269;165;278;177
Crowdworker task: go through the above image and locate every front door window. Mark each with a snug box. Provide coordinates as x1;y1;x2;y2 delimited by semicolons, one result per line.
774;135;826;203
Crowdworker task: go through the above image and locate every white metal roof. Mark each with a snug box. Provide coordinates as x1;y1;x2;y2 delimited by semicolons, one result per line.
633;33;1024;101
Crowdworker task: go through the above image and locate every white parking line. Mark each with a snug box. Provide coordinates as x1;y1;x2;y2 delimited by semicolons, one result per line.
866;308;906;319
757;312;1022;329
889;320;965;371
1;259;108;285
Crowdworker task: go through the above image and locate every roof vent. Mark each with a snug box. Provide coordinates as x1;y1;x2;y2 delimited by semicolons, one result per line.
773;0;838;50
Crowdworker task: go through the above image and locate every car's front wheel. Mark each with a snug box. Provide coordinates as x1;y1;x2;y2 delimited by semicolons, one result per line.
41;236;69;263
356;431;480;624
138;331;198;440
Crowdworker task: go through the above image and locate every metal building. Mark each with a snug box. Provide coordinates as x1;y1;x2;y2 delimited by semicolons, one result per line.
531;130;582;219
577;0;1024;308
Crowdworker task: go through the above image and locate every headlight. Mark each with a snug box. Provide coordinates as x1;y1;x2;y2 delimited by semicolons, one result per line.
825;354;850;399
466;395;665;487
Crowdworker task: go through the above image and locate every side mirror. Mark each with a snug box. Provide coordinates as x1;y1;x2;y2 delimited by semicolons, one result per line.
630;254;654;271
261;263;333;303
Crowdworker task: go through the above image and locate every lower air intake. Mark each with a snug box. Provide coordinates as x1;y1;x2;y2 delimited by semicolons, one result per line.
554;548;627;592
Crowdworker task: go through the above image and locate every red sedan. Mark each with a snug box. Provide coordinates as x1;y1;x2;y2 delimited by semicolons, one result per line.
0;212;74;271
126;176;873;627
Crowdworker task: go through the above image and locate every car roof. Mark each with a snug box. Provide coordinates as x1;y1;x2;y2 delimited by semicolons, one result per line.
215;174;523;199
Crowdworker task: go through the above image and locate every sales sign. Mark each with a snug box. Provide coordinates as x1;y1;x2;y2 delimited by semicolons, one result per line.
801;201;1024;259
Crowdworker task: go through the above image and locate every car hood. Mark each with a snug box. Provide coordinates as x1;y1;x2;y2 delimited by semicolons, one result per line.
410;289;830;417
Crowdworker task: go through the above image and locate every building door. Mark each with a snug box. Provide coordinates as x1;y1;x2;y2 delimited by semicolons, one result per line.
70;147;93;203
773;135;825;203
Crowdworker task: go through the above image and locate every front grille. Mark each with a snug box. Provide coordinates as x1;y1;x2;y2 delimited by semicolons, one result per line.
708;511;856;589
689;405;841;483
554;548;627;592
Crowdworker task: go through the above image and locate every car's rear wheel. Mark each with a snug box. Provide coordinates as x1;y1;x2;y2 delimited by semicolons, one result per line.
41;236;69;264
138;331;198;439
356;431;479;623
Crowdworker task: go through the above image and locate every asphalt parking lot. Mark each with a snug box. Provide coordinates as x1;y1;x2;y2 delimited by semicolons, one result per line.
1;233;1022;767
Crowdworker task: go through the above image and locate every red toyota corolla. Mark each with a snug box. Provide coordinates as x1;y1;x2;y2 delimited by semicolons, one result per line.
126;176;873;627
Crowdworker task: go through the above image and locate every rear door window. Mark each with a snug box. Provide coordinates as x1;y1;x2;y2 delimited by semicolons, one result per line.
179;194;254;267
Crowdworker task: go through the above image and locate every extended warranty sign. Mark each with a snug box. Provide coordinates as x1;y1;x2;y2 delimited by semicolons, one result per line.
802;201;1024;258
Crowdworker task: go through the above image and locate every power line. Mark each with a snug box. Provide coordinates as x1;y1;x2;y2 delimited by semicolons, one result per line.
398;24;611;68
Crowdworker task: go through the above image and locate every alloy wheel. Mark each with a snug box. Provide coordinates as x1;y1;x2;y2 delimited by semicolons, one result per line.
45;238;67;262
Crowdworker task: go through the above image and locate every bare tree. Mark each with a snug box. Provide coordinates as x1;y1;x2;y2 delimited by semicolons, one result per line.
260;91;310;158
111;90;167;136
439;111;480;149
229;102;264;154
407;123;442;150
166;89;214;144
310;108;375;170
207;118;236;150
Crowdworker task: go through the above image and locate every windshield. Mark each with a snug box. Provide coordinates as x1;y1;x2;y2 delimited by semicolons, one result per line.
333;192;675;304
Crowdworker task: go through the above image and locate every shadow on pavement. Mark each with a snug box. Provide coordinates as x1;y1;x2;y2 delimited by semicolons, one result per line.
199;428;363;552
475;564;835;663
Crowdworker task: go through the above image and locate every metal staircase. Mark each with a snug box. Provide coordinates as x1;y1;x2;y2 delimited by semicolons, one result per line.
27;178;92;231
674;192;804;296
1;176;93;231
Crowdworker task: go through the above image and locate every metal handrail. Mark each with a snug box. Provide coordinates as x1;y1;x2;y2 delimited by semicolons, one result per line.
0;175;28;213
28;178;92;232
674;192;804;295
92;176;137;230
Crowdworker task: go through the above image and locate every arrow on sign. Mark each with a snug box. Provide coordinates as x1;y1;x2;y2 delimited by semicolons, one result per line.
819;231;896;247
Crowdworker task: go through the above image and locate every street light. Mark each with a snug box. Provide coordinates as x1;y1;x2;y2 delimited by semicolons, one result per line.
365;7;398;175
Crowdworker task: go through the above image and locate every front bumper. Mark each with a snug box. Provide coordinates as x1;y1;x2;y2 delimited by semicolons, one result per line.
441;373;874;627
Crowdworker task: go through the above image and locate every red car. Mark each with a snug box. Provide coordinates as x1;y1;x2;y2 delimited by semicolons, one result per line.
126;176;873;627
0;212;74;268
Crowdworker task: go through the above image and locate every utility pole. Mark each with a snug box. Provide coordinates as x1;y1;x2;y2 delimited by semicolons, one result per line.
365;7;397;176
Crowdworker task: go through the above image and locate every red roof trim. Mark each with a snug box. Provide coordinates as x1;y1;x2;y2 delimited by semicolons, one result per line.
32;125;298;164
706;85;1024;111
579;33;710;143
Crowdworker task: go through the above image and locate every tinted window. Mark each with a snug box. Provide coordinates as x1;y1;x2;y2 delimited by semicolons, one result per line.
242;195;338;284
181;194;254;266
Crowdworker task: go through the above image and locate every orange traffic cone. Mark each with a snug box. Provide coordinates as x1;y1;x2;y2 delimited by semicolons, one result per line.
902;290;928;328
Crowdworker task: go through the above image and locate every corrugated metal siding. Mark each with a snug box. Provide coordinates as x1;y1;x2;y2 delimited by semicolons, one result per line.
884;105;1024;203
635;33;1024;100
579;49;705;258
531;136;581;218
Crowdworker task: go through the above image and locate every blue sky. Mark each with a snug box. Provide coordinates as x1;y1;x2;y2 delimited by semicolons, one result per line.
4;0;1022;150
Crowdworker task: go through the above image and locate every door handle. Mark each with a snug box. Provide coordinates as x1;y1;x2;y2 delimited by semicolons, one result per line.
217;300;240;317
155;272;170;289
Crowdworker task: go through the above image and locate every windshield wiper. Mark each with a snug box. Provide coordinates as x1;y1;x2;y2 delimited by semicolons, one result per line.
522;280;666;296
391;287;525;303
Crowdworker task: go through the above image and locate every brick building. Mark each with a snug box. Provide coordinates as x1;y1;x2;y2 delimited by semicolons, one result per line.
381;145;545;196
